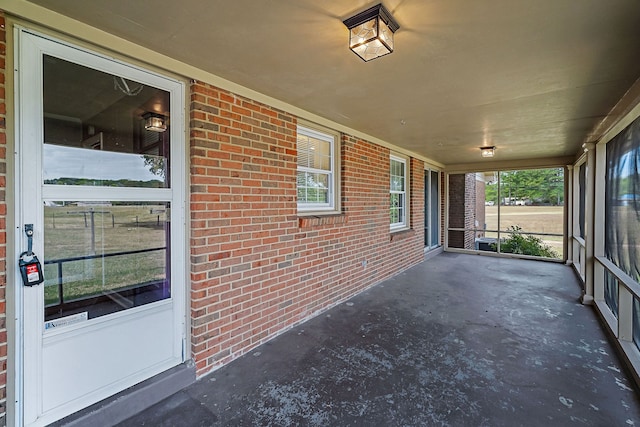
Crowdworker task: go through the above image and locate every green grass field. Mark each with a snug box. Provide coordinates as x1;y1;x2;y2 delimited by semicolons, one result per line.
484;205;564;257
43;204;169;306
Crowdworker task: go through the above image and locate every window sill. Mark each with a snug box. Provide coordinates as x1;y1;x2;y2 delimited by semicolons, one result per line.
390;228;414;242
298;213;347;228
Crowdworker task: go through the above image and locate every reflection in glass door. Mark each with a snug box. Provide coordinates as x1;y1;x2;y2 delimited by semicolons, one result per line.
42;54;174;322
424;170;440;249
43;202;171;324
18;31;185;426
430;170;439;247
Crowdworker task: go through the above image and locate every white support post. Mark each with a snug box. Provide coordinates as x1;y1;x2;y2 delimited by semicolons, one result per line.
565;164;573;264
581;143;597;305
619;286;634;342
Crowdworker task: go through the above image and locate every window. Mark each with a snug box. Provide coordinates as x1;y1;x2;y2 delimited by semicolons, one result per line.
578;162;587;239
41;54;181;321
605;116;640;282
390;154;409;230
297;123;340;214
447;169;564;259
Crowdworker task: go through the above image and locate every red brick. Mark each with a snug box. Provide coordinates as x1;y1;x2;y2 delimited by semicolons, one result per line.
188;80;425;377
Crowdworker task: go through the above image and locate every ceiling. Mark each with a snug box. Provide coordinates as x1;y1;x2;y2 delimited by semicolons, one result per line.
24;0;640;166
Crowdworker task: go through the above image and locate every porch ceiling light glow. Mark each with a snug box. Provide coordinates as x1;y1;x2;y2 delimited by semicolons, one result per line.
343;4;400;62
143;112;167;132
480;146;496;158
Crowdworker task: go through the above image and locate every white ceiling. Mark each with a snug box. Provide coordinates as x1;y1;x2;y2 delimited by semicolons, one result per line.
25;0;640;166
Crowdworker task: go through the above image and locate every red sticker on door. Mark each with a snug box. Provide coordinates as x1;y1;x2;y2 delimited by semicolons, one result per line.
26;263;39;282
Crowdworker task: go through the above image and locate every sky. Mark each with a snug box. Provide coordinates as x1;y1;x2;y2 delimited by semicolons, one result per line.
43;144;164;183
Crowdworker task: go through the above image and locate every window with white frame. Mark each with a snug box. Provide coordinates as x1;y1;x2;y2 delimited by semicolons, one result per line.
605;117;640;282
390;154;409;230
297;123;340;213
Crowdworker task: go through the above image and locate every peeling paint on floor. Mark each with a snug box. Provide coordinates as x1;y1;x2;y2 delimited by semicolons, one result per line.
119;254;640;426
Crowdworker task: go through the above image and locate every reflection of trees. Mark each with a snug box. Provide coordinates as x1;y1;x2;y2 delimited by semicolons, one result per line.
143;155;166;180
390;194;402;223
390;172;404;223
391;177;403;191
298;172;328;203
304;173;327;189
605;118;640;282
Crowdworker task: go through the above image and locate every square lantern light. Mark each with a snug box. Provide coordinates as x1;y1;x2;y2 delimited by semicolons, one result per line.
143;112;167;132
343;4;400;62
480;146;496;158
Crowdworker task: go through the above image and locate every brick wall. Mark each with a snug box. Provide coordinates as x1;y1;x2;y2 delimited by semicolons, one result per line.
448;173;479;250
448;174;465;248
464;173;477;248
0;12;6;425
189;81;425;375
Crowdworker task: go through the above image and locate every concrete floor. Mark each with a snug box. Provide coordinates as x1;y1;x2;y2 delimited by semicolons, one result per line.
119;253;640;426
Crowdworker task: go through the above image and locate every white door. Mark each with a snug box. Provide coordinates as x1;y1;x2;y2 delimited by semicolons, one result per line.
16;29;186;426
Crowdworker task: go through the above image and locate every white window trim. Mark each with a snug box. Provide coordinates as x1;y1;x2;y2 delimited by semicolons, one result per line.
390;154;410;232
296;122;341;215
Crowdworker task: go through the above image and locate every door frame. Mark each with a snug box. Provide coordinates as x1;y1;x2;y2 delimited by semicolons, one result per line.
12;27;188;426
424;168;441;250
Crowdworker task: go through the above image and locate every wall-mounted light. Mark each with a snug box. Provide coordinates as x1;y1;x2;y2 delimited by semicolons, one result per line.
343;4;400;62
480;146;496;158
143;112;167;132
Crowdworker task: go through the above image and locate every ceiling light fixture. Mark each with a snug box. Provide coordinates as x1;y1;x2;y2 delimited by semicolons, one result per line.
143;112;167;133
343;4;400;62
480;146;496;158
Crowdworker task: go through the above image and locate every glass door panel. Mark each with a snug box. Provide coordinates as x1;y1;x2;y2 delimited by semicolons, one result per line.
42;54;174;324
44;202;171;324
430;170;439;247
43;54;170;188
424;175;429;246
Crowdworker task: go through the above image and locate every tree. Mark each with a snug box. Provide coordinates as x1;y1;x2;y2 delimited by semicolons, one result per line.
498;168;563;205
485;180;498;204
143;155;166;180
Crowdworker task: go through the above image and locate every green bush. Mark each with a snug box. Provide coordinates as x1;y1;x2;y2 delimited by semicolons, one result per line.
493;226;559;258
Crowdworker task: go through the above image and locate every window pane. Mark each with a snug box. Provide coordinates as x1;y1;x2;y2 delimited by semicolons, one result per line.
391;160;405;191
424;175;429;246
297;171;329;204
297;134;331;171
578;163;586;239
391;193;404;225
390;156;407;228
605;117;640;282
43;201;170;323
430;170;439;245
634;298;640;351
43;55;170;188
497;169;563;258
604;269;619;318
448;170;563;257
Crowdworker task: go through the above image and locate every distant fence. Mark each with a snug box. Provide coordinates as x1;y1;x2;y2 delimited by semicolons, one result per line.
44;246;166;306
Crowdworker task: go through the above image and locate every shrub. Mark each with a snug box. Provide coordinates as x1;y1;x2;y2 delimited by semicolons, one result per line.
493;225;559;258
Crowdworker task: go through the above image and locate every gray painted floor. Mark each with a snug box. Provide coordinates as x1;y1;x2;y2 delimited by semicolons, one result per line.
119;253;640;426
